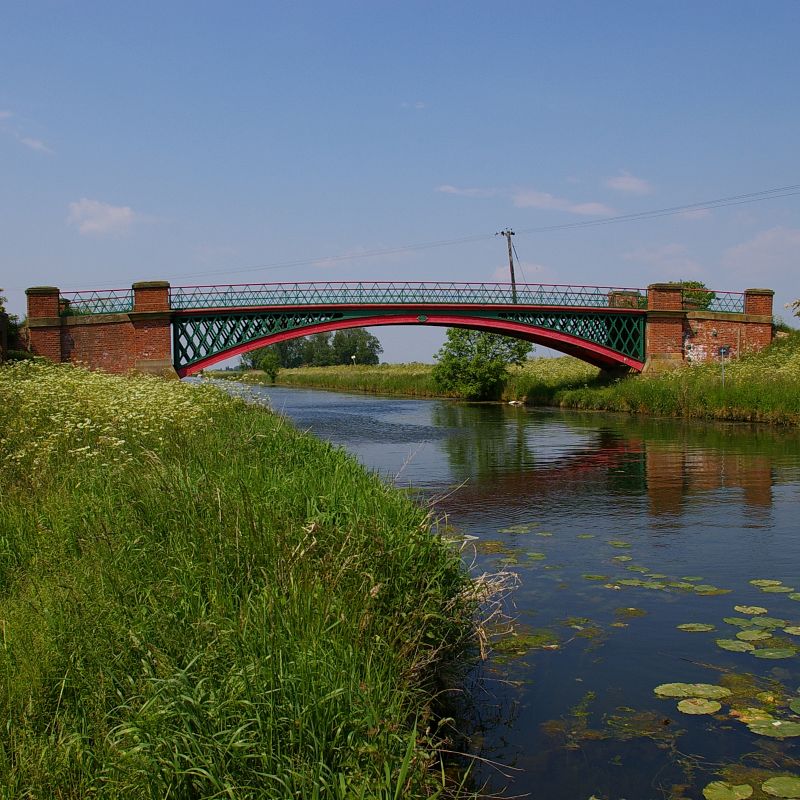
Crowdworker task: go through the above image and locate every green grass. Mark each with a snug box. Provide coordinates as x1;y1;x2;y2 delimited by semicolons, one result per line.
222;363;453;398
232;331;800;425
0;361;480;798
530;332;800;425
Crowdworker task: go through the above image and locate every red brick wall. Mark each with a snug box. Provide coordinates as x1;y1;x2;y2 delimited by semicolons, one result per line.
134;319;171;361
646;315;683;355
647;284;682;311
61;318;138;372
26;287;60;318
744;289;774;316
133;282;170;313
683;317;773;363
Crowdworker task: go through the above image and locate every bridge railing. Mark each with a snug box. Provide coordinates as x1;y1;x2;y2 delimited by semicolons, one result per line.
59;289;134;315
169;281;648;310
681;288;745;314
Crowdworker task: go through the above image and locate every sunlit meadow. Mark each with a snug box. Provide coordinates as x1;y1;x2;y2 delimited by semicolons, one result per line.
0;361;480;798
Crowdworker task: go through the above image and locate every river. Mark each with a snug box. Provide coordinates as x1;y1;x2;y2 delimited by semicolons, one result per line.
223;382;800;799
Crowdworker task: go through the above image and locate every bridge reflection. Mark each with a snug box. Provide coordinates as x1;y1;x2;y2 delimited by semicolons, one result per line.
429;406;798;519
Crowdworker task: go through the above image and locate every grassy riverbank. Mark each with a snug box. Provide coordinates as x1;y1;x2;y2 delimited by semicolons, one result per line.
227;331;800;425
524;331;800;425
0;361;481;798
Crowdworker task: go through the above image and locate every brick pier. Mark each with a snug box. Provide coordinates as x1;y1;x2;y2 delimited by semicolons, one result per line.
26;282;176;377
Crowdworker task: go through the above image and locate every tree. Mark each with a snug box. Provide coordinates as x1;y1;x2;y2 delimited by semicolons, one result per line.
432;329;533;400
331;329;382;365
667;280;715;310
242;329;383;370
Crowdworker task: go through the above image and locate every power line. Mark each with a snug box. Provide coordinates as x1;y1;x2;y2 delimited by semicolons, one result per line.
12;182;797;290
162;183;799;283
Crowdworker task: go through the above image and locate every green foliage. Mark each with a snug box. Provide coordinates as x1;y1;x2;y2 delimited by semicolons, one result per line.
0;362;478;797
331;328;383;365
258;348;281;382
667;280;716;310
432;329;533;400
243;329;383;370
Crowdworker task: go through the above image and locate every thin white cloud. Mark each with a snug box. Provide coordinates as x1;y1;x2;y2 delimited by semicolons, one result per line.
605;171;652;195
491;261;552;283
436;184;499;199
623;243;704;278
19;136;54;155
68;198;137;236
0;110;12;120
401;101;427;110
723;226;800;275
438;184;613;216
512;189;614;216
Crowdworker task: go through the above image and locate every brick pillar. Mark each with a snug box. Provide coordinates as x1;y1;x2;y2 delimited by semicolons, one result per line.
742;288;774;354
644;284;684;372
744;288;774;316
608;290;643;309
131;281;175;377
26;286;63;363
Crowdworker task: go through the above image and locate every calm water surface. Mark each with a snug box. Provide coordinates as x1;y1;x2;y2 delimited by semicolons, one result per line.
228;383;800;799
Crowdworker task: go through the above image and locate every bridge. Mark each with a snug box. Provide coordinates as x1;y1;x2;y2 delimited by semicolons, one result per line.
24;280;774;377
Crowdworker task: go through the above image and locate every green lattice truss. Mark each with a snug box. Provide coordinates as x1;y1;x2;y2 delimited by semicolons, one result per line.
173;307;645;374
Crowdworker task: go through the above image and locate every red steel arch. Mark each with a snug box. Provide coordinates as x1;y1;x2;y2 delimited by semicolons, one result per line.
178;312;645;376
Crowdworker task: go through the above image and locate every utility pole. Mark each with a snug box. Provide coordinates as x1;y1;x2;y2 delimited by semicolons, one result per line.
497;229;517;303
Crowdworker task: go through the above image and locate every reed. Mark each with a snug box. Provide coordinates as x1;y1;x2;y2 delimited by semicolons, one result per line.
0;361;480;798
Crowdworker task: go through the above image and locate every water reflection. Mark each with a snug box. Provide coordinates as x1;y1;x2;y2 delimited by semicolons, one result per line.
216;383;800;800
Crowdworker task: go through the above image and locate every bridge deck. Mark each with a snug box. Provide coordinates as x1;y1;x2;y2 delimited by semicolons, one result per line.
58;281;746;315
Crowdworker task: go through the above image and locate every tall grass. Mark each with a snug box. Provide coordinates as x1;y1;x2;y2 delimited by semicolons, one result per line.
534;332;800;425
233;363;452;398
0;361;480;798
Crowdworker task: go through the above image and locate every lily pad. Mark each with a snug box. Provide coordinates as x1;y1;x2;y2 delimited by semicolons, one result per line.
498;522;539;534
582;574;609;581
717;639;756;652
724;617;757;628
735;605;768;615
729;706;773;723
608;540;631;548
789;698;800;714
761;776;800;798
678;697;722;715
783;626;800;636
737;630;772;641
682;576;704;582
788;593;800;601
615;606;647;619
762;586;796;594
751;580;783;587
612;555;632;562
703;782;753;800
577;533;594;539
748;719;800;738
654;682;731;699
751;616;788;629
526;552;546;560
694;584;731;595
677;623;716;632
751;648;797;660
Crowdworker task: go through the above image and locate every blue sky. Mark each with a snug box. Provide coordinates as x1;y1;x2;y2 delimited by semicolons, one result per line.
2;1;799;361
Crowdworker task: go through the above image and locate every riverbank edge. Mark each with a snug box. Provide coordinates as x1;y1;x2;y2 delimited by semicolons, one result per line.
0;361;485;797
215;331;800;426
